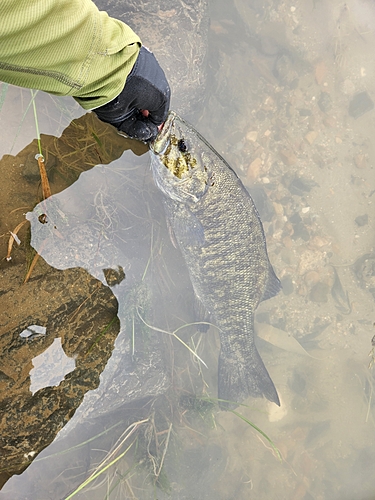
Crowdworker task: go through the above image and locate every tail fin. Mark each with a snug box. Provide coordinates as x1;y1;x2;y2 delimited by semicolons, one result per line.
218;348;280;410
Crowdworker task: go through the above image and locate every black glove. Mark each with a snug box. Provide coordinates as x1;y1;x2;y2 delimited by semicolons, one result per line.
94;46;170;142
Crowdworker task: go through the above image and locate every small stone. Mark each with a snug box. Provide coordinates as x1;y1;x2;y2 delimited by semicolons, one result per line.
289;177;316;196
273;202;284;216
307;114;316;131
298;249;326;275
304;271;320;287
260;36;280;56
309;236;330;249
355;214;368;227
335;137;342;144
284;221;294;235
354;154;367;169
247;157;262;182
280;148;297;166
353;254;375;290
349;91;374;119
340;79;355;96
292;222;309;241
299;108;312;116
103;266;126;286
351;176;365;187
263;97;275;111
315;60;327;85
281;275;294;295
281;246;294;264
312;153;324;168
323;115;336;128
289;212;302;224
246;131;258;142
304;131;318;145
283;236;293;249
309;282;330;303
274;54;298;87
318;92;332;112
210;20;228;35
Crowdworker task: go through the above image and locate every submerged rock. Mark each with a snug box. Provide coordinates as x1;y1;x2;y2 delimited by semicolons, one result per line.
348;91;374;119
0;262;170;482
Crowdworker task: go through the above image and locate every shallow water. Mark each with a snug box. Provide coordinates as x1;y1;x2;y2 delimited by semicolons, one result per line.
1;0;375;499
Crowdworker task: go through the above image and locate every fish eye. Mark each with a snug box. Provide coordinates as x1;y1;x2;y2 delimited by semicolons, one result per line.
178;139;188;153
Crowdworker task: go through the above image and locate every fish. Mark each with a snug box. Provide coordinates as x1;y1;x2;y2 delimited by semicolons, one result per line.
150;111;281;409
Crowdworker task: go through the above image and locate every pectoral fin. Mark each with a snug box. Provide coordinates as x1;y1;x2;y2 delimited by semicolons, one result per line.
170;210;205;248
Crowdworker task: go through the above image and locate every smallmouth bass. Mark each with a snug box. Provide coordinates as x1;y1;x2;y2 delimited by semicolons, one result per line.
150;111;281;409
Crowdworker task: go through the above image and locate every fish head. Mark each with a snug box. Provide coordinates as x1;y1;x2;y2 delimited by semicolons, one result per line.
150;111;211;203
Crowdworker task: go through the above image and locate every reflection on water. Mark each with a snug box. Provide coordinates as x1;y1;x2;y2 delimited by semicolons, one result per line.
1;0;375;498
29;337;76;395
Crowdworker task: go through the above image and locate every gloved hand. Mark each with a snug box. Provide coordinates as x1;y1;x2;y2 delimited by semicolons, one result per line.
94;46;171;142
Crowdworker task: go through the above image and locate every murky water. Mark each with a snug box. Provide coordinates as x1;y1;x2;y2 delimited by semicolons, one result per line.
1;0;375;499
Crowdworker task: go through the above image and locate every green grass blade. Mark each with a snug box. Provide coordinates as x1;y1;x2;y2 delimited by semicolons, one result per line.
136;311;208;368
35;420;124;462
31;90;42;155
231;410;282;462
65;418;149;499
91;131;103;148
65;441;135;499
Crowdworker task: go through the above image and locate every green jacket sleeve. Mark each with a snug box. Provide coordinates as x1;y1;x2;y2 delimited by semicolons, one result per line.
0;0;141;109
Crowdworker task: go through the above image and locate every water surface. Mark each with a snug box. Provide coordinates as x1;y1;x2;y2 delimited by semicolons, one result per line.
1;1;375;499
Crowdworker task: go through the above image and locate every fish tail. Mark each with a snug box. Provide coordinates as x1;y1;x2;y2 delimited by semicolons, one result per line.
218;348;280;410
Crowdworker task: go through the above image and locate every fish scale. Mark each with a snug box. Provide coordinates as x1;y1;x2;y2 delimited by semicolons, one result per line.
150;111;281;409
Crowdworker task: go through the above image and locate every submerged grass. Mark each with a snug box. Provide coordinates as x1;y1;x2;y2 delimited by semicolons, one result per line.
65;418;149;500
5;89;52;268
31;90;42;156
5;219;28;261
35;422;126;464
1;92;283;497
137;312;210;369
179;393;281;461
60;408;176;499
230;410;282;461
19;277;281;499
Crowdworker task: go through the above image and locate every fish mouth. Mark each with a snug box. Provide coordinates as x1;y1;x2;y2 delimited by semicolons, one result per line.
150;111;177;155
